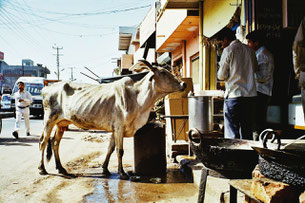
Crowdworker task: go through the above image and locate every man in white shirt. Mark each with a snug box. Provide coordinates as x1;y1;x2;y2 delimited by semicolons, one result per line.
217;27;258;139
246;30;275;140
12;81;32;139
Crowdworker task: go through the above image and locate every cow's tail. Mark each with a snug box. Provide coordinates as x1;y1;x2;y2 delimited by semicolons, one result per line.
46;138;53;162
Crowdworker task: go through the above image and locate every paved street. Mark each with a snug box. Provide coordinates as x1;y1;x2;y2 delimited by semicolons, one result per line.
0;117;41;138
0;117;198;202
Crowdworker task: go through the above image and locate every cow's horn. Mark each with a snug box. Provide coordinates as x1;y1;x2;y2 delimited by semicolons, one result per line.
138;59;156;71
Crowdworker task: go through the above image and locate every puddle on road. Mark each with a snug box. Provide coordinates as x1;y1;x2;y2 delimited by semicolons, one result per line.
84;168;197;202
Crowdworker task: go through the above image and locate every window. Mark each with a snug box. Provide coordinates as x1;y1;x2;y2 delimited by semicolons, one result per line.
191;55;199;85
25;84;43;96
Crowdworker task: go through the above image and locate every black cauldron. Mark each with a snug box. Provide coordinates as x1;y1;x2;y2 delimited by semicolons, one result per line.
188;128;278;178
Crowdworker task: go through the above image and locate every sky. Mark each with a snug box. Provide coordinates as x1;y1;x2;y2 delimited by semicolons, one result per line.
0;0;156;83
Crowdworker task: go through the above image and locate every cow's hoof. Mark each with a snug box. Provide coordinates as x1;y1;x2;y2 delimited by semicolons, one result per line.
38;166;48;175
119;173;129;180
58;168;70;176
66;173;77;178
101;168;111;177
39;170;48;175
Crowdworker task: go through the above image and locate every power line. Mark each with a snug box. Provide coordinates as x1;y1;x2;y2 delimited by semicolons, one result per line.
4;2;54;55
0;7;53;61
1;1;151;37
1;6;118;37
5;1;151;17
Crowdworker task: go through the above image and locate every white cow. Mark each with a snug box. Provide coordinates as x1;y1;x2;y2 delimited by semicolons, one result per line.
38;60;186;179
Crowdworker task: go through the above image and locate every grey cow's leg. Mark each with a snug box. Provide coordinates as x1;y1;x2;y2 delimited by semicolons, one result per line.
38;118;56;175
38;131;47;175
53;126;70;176
115;130;128;180
102;135;115;176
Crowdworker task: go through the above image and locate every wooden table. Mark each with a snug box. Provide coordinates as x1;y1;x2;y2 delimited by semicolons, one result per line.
160;115;188;142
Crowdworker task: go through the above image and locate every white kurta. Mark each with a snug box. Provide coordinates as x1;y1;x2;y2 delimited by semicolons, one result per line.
14;90;32;133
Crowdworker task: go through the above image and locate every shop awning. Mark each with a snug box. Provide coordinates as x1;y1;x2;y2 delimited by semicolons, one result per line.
118;26;137;51
203;5;241;38
156;9;199;52
159;0;200;10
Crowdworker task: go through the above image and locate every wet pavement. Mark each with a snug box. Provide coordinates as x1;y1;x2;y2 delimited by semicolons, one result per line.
79;125;200;202
85;165;198;202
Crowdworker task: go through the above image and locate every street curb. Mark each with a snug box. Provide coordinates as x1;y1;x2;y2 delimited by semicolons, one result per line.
0;112;14;119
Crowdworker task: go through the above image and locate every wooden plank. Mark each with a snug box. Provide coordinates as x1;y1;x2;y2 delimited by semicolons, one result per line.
229;179;263;203
251;168;303;203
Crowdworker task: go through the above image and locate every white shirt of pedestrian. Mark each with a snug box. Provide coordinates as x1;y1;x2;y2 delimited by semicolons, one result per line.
14;91;32;108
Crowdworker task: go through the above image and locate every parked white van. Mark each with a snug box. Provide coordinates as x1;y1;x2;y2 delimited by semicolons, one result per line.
12;77;45;117
1;94;12;111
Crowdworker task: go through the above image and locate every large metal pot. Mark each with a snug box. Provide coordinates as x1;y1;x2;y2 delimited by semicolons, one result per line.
188;94;213;133
188;128;279;178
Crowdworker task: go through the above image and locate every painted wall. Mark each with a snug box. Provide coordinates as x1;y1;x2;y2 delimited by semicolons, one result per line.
185;33;199;77
172;45;182;62
171;33;198;74
171;31;199;91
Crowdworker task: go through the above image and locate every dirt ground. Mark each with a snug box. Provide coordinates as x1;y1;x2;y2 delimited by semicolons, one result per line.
0;126;198;202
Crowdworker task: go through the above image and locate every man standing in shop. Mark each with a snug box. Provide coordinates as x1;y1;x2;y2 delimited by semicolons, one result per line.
12;81;32;139
293;17;305;117
246;30;275;140
217;27;258;140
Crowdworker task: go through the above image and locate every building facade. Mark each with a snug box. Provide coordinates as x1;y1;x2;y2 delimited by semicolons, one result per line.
0;59;50;93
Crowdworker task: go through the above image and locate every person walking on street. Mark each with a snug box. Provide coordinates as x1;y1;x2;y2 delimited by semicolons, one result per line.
12;81;32;139
217;27;258;140
246;30;275;140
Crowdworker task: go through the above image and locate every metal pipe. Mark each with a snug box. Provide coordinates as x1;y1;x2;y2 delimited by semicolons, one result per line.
84;66;100;79
80;72;99;82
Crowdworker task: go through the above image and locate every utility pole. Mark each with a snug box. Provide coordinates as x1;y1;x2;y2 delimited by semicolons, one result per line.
68;67;76;81
52;45;63;80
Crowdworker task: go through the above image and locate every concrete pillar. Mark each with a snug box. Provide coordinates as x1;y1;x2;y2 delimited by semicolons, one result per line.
199;0;205;91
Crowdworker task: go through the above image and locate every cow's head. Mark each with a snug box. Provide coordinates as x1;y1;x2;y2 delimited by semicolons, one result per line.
139;60;186;95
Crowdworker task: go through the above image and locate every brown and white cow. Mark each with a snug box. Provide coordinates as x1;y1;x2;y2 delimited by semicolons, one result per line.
38;60;186;179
